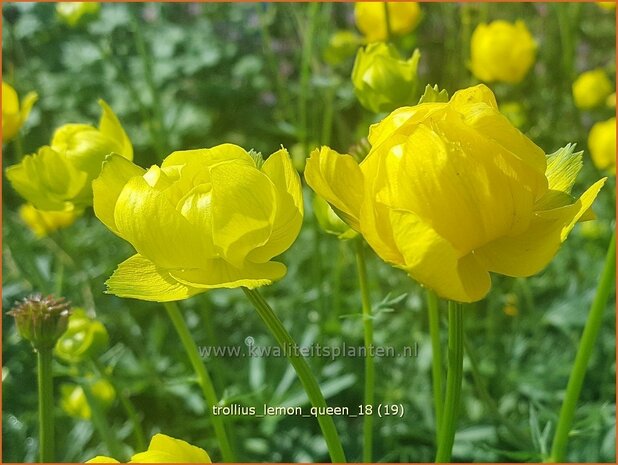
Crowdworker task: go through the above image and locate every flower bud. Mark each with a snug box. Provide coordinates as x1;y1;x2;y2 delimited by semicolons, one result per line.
313;196;357;240
56;2;100;28
354;2;421;43
55;308;109;363
588;117;616;174
572;69;613;110
2;81;37;142
470;20;536;84
7;294;71;351
352;43;421;113
6;100;133;212
60;379;115;420
19;203;80;237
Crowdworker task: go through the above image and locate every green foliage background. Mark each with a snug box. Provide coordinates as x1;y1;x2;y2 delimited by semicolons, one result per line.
2;2;616;463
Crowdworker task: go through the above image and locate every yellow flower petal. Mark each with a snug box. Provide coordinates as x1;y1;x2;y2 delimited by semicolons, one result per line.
93;154;146;237
114;176;208;269
97;99;134;161
304;146;364;230
106;255;204;302
170;259;287;289
475;178;606;277
390;209;491;303
19;203;79;237
86;456;120;463
248;148;303;262
130;434;211;463
210;162;277;267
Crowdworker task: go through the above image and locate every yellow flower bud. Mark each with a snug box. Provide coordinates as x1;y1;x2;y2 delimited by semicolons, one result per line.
2;81;37;142
305;84;605;303
324;30;364;65
93;144;303;302
352;43;421;113
56;2;100;28
572;69;613;110
19;203;79;237
87;433;211;463
470;20;536;84
588;117;616;174
313;196;357;240
6;100;132;212
55;308;109;363
355;2;421;43
60;379;115;420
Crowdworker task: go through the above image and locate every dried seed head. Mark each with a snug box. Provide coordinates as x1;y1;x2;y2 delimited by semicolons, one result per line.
7;294;71;351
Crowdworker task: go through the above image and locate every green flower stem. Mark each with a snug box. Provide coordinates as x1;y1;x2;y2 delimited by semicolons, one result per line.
548;231;616;463
81;380;125;461
37;348;55;462
298;2;319;152
163;302;235;462
91;359;146;452
354;239;375;463
242;287;347;463
435;301;464;463
426;290;443;444
383;3;393;43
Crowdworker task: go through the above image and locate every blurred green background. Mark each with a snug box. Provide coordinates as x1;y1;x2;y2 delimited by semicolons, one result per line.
2;2;616;463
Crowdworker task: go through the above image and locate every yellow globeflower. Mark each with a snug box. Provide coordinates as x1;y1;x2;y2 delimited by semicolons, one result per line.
588;117;616;174
2;81;38;142
93;144;303;302
572;69;613;109
355;2;421;43
352;43;421;113
305;84;605;303
87;433;212;463
470;20;536;84
19;203;79;237
56;2;100;27
60;380;115;420
6;100;132;212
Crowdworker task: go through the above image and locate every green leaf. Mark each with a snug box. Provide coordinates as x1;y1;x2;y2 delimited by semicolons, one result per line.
418;84;449;104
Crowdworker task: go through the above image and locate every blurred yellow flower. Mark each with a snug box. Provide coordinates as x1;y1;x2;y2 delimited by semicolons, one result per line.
355;2;421;43
56;2;100;27
597;2;616;10
572;69;613;109
60;380;115;420
470;20;536;84
2;81;37;142
588;118;616;174
19;203;79;237
607;92;616;108
87;433;212;463
324;30;364;65
6;100;132;212
352;43;421;113
55;308;109;363
93;144;303;302
305;85;605;303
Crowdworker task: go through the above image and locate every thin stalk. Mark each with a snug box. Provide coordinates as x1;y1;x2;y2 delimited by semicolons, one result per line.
355;239;374;463
132;15;169;156
81;380;125;460
548;232;616;462
298;2;319;152
37;349;54;462
383;3;393;42
91;359;146;451
435;301;464;463
163;302;235;462
426;290;443;444
242;287;347;463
